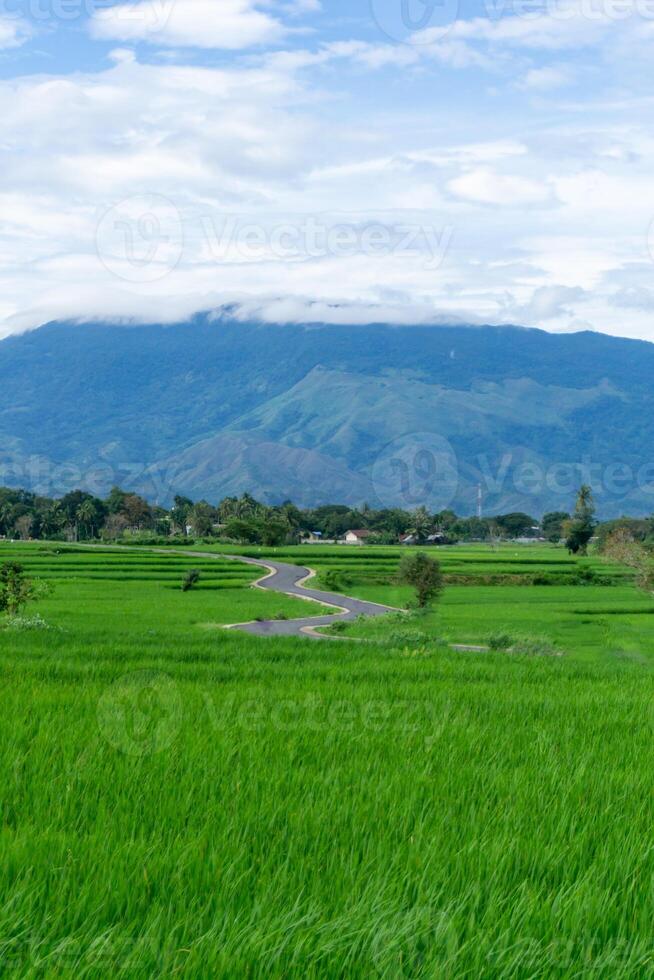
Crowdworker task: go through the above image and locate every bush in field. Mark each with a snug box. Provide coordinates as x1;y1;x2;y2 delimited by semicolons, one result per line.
321;569;353;592
487;632;513;651
0;562;49;618
513;635;564;658
181;569;201;592
117;534;195;547
487;631;563;657
396;552;444;609
573;565;598;586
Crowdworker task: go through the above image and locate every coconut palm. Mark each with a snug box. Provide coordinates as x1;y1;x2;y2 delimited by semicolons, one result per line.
408;506;433;543
76;500;98;540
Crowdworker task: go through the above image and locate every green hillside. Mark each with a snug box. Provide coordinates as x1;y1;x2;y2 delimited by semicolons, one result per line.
1;318;653;515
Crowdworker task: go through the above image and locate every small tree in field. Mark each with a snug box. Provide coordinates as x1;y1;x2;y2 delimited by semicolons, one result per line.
564;485;597;555
397;552;444;609
0;562;47;617
181;569;201;592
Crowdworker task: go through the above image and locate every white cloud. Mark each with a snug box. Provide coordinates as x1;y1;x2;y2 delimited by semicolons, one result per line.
3;25;654;344
90;0;285;49
448;168;552;205
0;15;30;48
519;66;573;90
352;1;654;82
506;284;588;322
417;3;623;52
611;285;654;310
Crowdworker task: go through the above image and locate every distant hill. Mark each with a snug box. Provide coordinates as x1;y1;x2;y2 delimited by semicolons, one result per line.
1;316;653;517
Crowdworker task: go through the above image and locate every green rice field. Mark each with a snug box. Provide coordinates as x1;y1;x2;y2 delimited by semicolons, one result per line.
197;542;652;661
2;540;654;976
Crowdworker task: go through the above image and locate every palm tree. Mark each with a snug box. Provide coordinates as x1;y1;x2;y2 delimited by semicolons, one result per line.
235;493;260;518
218;497;239;523
0;503;14;536
575;485;595;518
566;485;597;555
408;506;433;543
42;503;65;538
76;500;97;540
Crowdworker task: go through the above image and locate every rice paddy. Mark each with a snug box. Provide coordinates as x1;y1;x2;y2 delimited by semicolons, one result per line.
194;542;652;661
1;539;654;976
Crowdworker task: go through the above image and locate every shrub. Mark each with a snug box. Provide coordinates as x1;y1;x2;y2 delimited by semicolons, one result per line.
321;570;353;592
573;565;598;586
181;569;201;592
117;535;195;547
486;631;564;657
487;632;513;651
513;635;564;658
0;562;50;617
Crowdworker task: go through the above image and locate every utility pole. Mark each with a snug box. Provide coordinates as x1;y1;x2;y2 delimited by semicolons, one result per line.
477;484;483;520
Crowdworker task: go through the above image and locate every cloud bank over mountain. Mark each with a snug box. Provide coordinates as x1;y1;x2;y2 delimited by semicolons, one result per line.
2;1;654;339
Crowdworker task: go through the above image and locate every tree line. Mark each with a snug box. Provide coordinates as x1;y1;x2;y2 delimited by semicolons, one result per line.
0;486;536;543
1;483;652;549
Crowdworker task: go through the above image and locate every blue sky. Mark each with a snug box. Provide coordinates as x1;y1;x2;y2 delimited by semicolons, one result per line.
2;0;654;339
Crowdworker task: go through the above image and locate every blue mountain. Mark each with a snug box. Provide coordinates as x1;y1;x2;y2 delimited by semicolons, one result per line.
1;317;653;517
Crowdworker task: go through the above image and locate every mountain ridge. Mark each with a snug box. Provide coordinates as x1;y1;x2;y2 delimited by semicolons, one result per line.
1;317;653;516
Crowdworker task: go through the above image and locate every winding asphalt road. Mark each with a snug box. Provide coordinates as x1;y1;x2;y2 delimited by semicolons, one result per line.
218;554;398;638
77;544;397;639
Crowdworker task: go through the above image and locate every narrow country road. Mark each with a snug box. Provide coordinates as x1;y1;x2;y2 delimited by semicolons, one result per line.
216;554;398;639
78;544;398;639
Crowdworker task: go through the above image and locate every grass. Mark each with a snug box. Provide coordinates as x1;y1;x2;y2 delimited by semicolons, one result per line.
2;540;654;976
